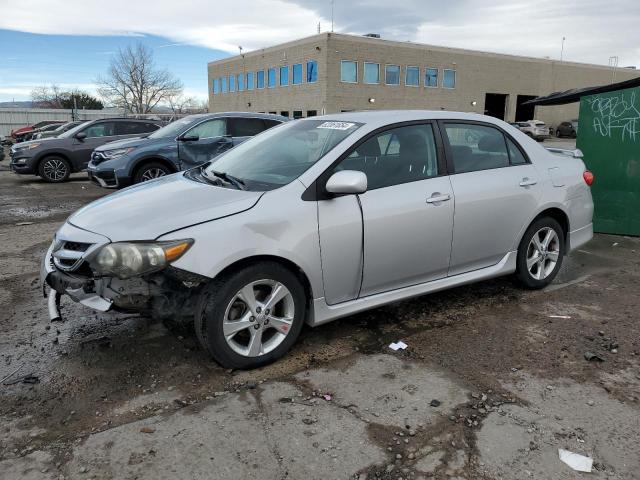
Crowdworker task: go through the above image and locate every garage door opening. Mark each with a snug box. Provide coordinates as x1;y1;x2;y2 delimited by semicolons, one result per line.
484;93;508;120
515;95;537;121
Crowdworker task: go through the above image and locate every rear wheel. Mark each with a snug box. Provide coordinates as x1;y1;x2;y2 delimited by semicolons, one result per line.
195;261;306;369
133;162;171;184
38;156;70;183
556;129;562;137
515;217;565;289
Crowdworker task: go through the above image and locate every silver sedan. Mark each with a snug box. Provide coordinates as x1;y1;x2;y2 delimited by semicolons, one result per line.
42;110;594;369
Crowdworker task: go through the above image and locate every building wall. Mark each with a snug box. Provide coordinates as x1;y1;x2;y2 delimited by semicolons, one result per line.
208;33;640;128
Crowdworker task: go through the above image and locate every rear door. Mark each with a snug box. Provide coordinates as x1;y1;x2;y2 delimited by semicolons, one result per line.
227;117;278;146
440;121;542;275
115;121;159;138
177;117;229;170
71;121;119;169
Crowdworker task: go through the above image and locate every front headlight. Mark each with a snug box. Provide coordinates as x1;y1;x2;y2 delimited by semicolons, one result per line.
101;147;136;160
14;143;41;152
90;240;193;279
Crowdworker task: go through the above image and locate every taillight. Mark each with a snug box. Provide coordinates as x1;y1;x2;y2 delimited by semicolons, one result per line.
583;171;594;186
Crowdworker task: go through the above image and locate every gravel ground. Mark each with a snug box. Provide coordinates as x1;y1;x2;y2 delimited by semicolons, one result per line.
1;148;638;480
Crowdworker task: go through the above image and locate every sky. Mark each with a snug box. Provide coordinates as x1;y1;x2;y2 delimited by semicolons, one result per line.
0;0;638;103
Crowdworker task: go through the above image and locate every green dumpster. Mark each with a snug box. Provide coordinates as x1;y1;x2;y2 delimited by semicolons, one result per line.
577;85;640;235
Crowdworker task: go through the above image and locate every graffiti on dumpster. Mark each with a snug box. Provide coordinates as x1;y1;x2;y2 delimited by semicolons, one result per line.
585;91;640;142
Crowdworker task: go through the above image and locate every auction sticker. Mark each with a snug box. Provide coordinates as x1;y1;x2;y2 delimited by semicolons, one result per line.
317;121;356;130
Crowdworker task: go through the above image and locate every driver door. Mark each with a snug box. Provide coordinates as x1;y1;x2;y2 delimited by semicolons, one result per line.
177;118;232;170
72;121;119;169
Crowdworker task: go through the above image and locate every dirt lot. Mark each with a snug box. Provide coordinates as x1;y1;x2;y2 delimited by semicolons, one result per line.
1;150;639;479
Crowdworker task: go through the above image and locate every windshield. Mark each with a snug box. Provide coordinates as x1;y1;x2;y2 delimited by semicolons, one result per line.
147;117;197;139
58;121;90;138
204;120;362;191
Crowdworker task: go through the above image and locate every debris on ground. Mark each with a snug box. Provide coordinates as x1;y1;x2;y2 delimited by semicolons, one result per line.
322;394;332;401
140;427;156;434
3;373;39;386
584;352;604;362
549;315;571;319
389;341;408;351
0;364;24;384
430;399;441;407
15;221;35;226
559;449;593;472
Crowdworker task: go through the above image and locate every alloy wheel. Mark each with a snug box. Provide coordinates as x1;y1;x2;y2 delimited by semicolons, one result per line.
140;168;167;181
222;279;294;357
526;227;560;280
43;158;67;181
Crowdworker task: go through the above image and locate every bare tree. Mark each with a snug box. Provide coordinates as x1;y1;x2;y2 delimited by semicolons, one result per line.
166;93;197;115
31;84;65;108
97;43;183;114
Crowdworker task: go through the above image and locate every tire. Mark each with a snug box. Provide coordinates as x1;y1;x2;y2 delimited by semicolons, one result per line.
195;261;306;369
133;162;171;184
515;217;565;289
571;131;577;138
38;156;71;183
556;130;561;137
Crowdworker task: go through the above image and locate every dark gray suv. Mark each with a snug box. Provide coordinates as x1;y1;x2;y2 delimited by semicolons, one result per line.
9;118;161;182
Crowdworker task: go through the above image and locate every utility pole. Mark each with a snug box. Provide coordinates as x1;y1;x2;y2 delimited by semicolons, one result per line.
560;36;565;62
331;0;334;32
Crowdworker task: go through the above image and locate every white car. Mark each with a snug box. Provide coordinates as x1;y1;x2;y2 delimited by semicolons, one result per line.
515;120;551;141
42;110;594;369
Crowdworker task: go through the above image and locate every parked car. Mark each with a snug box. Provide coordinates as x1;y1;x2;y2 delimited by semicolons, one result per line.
41;111;594;369
0;146;5;162
23;122;66;141
517;120;550;141
87;112;288;188
556;120;578;138
34;121;85;139
12;120;65;142
9;118;161;182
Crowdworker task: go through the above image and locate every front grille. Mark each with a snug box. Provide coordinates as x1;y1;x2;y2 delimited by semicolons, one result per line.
53;241;94;271
63;241;91;252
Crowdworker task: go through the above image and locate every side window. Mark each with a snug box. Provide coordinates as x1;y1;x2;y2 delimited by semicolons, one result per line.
115;122;155;135
506;137;528;165
263;119;282;129
444;124;509;174
335;123;439;190
187;119;226;139
83;122;116;138
228;117;268;137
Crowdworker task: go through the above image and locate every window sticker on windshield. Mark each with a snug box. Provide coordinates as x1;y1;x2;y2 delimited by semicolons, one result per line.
317;121;356;130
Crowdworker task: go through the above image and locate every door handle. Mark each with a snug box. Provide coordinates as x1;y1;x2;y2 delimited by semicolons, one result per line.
426;193;451;204
519;178;537;187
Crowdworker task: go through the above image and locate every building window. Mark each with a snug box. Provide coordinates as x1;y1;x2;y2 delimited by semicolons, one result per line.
237;74;245;91
212;78;219;94
280;111;289;117
341;60;358;83
293;110;303;119
256;70;265;89
443;69;456;89
306;110;317;117
306;60;317;83
221;77;228;93
405;66;420;87
385;64;400;85
280;65;289;86
425;68;438;87
268;68;276;88
246;72;254;90
292;63;303;85
229;75;236;92
363;62;380;84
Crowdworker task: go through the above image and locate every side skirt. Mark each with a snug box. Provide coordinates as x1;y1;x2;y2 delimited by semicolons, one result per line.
308;251;517;327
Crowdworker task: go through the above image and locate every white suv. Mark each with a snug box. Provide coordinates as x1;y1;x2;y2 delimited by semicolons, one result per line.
515;120;551;142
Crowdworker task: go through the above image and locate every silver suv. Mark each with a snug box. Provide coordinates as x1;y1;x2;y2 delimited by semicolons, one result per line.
42;111;594;369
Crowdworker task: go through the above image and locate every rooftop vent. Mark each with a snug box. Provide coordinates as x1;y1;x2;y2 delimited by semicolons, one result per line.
364;33;381;38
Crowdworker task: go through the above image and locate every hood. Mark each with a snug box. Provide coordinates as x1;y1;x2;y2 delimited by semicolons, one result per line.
68;173;263;241
94;136;160;152
12;137;57;150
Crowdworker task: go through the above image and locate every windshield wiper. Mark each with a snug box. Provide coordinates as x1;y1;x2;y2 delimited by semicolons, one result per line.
210;170;246;190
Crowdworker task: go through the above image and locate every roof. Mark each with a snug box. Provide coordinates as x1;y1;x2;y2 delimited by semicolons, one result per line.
523;76;640;106
301;109;503;125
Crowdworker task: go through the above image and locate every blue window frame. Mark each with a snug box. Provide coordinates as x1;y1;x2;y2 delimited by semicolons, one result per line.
425;68;438;87
268;68;276;88
221;76;228;93
443;69;456;88
237;73;245;91
341;60;358;83
256;70;265;89
280;65;289;86
363;62;380;84
212;78;219;94
292;63;302;85
246;72;254;90
385;64;400;85
306;60;318;83
229;75;236;92
405;66;420;86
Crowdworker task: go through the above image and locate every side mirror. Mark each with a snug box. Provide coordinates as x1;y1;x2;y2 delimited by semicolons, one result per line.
75;132;87;140
325;170;368;195
178;134;199;142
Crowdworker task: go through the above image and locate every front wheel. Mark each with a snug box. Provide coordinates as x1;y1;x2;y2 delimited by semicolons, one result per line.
39;156;71;183
195;261;306;369
515;217;565;289
133;162;171;184
556;130;561;137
